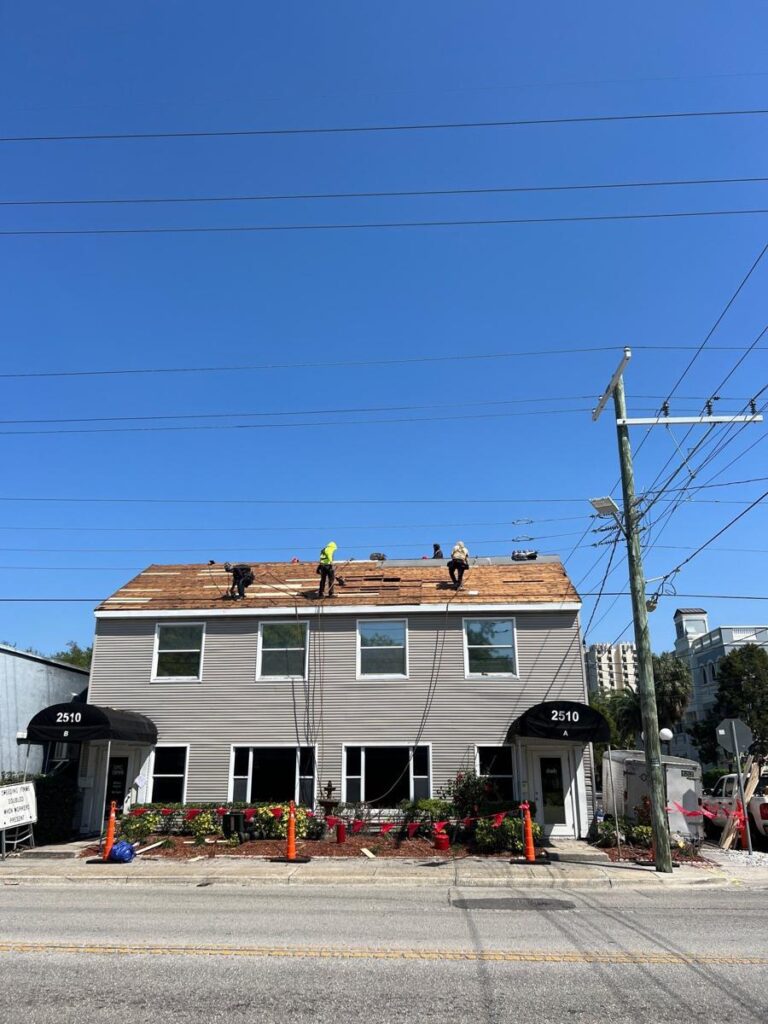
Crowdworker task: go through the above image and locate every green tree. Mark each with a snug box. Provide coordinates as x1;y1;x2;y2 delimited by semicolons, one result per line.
50;641;93;669
695;645;768;759
595;652;692;748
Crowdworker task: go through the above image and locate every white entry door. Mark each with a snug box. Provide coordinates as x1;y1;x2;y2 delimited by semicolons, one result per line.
526;747;575;838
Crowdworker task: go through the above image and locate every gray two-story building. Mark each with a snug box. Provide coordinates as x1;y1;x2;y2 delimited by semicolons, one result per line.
23;556;602;839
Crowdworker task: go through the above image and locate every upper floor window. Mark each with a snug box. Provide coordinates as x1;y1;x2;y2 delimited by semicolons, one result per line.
258;621;309;679
153;624;204;680
463;618;517;676
357;619;408;677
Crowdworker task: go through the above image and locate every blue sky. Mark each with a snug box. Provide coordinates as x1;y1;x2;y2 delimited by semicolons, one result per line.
0;2;766;654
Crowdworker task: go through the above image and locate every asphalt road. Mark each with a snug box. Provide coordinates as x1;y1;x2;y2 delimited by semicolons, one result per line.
1;884;767;1023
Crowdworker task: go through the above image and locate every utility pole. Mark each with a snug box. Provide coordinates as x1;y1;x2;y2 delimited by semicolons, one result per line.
612;372;672;873
591;347;762;874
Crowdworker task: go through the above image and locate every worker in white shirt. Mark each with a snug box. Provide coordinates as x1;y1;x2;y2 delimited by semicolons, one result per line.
448;541;470;588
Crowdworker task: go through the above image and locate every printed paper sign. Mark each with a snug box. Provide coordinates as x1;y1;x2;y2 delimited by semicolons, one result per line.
0;783;37;829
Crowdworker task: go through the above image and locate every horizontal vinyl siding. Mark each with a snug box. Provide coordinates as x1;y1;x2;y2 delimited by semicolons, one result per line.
90;611;587;802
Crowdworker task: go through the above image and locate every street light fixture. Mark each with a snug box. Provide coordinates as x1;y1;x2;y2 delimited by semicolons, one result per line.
590;496;621;519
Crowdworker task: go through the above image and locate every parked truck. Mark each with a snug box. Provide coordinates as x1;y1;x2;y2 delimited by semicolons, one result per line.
701;773;768;840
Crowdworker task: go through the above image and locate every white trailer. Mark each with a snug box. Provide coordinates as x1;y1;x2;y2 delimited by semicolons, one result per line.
602;749;703;839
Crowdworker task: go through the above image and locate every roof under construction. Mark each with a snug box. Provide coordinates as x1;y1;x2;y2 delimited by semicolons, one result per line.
97;557;581;612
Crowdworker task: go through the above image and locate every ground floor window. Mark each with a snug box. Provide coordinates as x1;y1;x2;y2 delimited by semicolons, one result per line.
231;746;315;805
150;746;188;803
343;745;430;806
477;745;514;802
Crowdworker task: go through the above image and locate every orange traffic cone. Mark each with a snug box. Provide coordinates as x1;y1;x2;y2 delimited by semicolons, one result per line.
521;801;536;863
103;800;117;861
287;800;297;862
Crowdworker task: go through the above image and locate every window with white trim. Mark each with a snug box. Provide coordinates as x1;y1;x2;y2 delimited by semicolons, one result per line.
358;619;407;677
154;624;204;679
344;745;430;806
150;746;188;803
464;618;517;676
258;621;309;679
477;746;514;802
231;746;315;805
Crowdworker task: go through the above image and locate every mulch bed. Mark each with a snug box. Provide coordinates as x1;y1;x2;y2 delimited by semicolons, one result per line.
604;844;711;866
80;834;516;860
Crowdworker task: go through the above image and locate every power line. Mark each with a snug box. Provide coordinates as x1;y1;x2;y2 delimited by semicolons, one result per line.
658;244;768;405
0;395;599;425
4;174;767;207
1;345;760;381
655;489;768;585
0;514;591;533
0;398;758;429
0;532;586;553
0;494;754;507
4;108;768;144
4;207;768;237
0;404;742;437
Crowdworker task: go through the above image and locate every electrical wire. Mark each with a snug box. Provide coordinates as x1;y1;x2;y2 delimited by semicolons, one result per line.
4;207;768;237
0;395;603;426
5;403;753;437
3;107;765;143
0;345;760;380
4;174;767;207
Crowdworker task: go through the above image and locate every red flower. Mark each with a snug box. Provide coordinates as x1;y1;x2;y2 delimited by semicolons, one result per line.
271;807;283;819
160;808;174;816
244;808;256;821
184;808;202;821
306;811;314;818
131;807;147;817
215;807;228;816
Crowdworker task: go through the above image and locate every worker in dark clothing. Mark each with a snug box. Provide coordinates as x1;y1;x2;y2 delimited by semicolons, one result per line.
317;541;337;597
447;541;470;588
432;543;444;558
224;562;254;600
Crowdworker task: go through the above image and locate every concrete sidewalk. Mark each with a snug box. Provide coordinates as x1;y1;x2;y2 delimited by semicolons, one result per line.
0;849;728;890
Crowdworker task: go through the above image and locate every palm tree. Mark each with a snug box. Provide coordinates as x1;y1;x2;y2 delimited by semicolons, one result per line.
606;653;692;746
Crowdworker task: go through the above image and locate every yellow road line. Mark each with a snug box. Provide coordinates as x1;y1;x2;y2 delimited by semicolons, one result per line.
0;942;765;965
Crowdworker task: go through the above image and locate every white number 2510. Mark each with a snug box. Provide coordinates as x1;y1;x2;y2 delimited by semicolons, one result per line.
551;709;580;722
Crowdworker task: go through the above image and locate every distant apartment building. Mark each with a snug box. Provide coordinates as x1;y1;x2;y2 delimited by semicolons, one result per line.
584;642;638;695
670;608;768;759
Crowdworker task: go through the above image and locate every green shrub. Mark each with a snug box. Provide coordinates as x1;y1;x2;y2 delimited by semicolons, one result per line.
439;771;488;817
190;811;219;843
627;824;653;848
474;816;543;853
594;818;627;847
119;811;162;843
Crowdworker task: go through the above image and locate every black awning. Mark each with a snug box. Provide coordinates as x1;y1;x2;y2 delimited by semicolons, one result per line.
506;701;611;743
23;702;158;745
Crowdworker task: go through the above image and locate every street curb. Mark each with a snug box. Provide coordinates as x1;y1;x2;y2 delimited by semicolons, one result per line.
0;871;729;890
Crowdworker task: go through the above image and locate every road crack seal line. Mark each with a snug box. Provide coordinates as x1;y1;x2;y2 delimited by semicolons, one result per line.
0;942;766;965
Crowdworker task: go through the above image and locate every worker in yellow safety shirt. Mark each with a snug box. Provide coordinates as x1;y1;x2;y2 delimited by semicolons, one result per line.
317;541;338;597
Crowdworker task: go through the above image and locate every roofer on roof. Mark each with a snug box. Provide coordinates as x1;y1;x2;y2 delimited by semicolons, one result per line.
317;542;337;598
448;541;470;588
